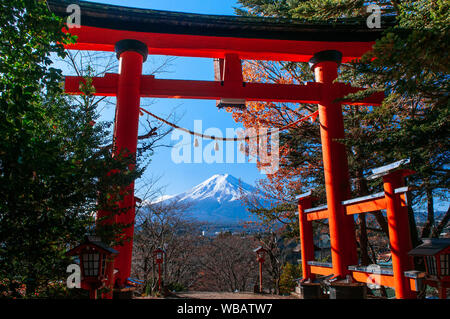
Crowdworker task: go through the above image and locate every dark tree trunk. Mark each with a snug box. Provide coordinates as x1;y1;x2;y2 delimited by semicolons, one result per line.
408;202;421;248
358;214;370;265
355;171;371;265
421;187;434;238
431;205;450;238
368;242;378;265
370;211;389;236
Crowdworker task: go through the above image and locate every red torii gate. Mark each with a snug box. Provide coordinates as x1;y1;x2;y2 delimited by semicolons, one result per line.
49;1;400;297
297;159;419;299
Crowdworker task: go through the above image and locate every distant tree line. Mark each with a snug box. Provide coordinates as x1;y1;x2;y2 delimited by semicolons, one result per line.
132;199;301;295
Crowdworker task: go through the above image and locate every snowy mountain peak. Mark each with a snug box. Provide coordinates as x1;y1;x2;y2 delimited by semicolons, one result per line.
182;174;254;203
151;174;256;223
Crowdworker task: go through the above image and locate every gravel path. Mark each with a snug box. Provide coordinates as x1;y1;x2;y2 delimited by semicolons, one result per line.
169;291;297;299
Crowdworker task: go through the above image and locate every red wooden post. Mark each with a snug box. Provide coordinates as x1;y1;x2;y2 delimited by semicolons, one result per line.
158;262;162;291
297;192;316;281
310;51;357;279
383;170;415;299
89;288;97;300
153;248;165;292
101;256;116;299
259;261;263;293
111;39;148;287
438;284;447;299
254;247;266;293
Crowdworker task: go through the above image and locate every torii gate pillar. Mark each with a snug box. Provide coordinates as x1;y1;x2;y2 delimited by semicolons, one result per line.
310;51;358;278
97;40;148;288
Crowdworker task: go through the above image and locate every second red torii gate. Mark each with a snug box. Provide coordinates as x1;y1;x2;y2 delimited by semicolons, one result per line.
49;0;389;297
297;159;418;299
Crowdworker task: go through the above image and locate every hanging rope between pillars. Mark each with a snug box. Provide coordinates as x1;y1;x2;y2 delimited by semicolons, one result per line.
139;107;319;141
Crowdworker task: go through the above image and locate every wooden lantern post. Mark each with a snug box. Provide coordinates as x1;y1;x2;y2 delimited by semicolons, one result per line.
254;246;267;293
66;236;118;299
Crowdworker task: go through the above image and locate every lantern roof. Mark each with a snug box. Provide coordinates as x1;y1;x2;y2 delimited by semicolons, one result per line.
153;247;166;253
408;238;450;257
253;246;266;253
66;235;119;257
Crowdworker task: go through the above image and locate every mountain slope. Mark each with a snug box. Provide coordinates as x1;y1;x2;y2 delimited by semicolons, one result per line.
154;174;256;224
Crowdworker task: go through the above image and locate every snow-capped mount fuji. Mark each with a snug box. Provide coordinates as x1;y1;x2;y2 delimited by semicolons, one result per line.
154;174;256;224
178;174;253;203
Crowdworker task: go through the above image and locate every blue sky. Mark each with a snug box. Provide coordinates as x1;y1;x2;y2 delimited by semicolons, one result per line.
85;0;266;199
91;0;239;15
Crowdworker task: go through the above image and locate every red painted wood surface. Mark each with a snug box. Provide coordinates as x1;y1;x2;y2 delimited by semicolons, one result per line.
64;25;376;63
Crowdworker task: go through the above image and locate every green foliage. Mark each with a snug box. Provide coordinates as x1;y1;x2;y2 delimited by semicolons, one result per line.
279;262;301;294
235;0;392;21
343;0;449;206
235;0;294;18
237;0;449;238
0;1;142;298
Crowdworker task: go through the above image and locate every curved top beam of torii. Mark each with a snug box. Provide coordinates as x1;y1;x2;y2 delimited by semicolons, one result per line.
48;0;394;63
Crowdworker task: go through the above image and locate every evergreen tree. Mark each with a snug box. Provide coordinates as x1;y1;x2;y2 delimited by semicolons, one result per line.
343;1;449;238
0;1;141;297
279;262;302;295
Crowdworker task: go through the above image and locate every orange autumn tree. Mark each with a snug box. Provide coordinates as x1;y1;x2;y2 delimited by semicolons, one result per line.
229;60;322;231
230;59;393;265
